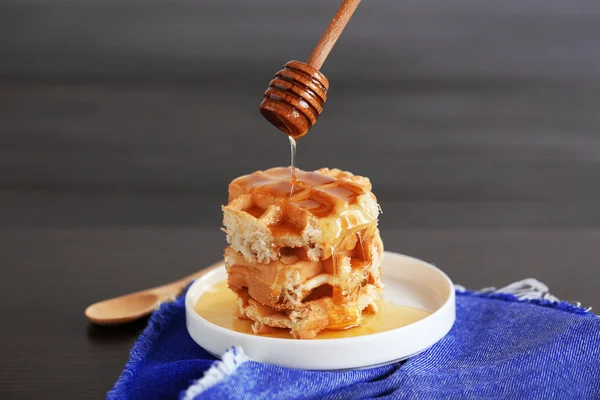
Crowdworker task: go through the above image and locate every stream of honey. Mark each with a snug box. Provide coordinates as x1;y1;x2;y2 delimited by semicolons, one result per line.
289;136;297;182
194;281;431;339
289;136;297;196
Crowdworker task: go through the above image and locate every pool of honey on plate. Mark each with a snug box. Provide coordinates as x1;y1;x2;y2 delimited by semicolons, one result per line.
194;281;431;339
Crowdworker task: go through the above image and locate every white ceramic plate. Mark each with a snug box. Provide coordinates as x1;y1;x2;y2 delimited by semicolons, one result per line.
185;251;455;370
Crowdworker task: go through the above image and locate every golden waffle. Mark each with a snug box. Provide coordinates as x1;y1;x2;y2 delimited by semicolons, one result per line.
225;226;383;311
222;167;380;264
222;167;384;339
226;246;325;310
237;284;383;339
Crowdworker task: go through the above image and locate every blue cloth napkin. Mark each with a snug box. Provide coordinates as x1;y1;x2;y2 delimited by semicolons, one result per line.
108;284;600;400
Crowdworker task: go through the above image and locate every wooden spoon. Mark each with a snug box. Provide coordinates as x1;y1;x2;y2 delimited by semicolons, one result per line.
85;261;222;325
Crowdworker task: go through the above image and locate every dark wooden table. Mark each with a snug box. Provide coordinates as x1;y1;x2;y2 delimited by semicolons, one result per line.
2;0;600;398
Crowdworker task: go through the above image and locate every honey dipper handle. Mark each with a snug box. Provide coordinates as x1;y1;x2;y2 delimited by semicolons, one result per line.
306;0;361;70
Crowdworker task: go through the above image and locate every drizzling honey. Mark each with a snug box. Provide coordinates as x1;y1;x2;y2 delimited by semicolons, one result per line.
289;136;297;196
195;281;431;340
289;136;297;181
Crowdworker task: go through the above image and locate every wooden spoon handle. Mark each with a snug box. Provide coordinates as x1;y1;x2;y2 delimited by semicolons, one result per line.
170;261;223;290
306;0;362;70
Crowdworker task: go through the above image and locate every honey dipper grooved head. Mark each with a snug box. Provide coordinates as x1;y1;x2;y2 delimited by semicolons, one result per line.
259;61;329;140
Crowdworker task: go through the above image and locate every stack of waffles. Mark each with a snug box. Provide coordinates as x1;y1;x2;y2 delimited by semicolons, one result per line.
222;167;384;339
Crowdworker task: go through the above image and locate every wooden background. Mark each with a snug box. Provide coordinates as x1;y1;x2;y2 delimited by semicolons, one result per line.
1;1;600;398
2;0;600;228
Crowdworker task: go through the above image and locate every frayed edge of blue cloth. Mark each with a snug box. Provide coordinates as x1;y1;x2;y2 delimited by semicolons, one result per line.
180;346;249;400
456;288;595;316
107;296;184;400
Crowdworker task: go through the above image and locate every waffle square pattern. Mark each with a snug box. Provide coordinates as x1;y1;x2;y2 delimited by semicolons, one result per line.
222;167;384;339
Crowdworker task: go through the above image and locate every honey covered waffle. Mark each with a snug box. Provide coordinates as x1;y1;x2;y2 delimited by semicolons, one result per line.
222;167;384;339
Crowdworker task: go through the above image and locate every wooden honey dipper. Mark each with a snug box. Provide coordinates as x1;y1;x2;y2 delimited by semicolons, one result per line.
259;0;361;140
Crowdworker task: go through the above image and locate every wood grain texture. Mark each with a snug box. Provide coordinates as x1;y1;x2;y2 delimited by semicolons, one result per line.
1;0;600;228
